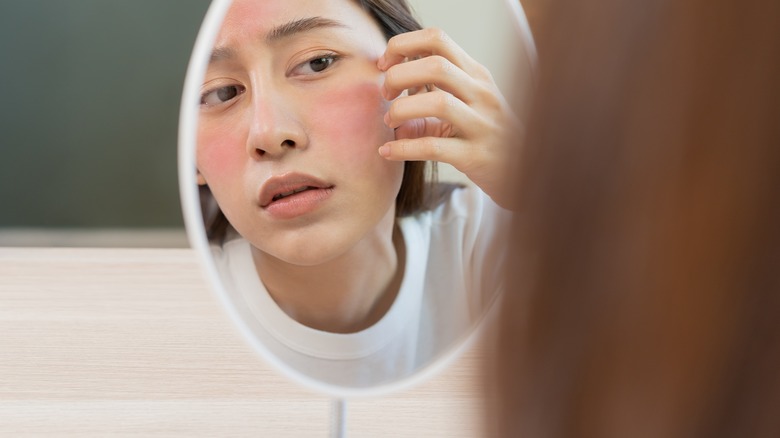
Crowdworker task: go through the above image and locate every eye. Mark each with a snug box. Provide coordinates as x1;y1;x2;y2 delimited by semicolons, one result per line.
308;56;335;72
200;84;245;107
291;53;341;76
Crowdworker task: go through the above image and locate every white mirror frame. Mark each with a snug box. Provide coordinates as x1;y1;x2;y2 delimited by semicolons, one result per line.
178;0;535;398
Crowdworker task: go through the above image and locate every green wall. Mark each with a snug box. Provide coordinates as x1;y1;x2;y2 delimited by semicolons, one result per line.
0;0;211;228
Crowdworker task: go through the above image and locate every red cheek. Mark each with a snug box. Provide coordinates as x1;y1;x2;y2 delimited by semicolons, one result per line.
308;82;392;163
197;126;245;183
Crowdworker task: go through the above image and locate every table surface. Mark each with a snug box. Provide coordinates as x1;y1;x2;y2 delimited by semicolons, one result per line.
0;247;490;437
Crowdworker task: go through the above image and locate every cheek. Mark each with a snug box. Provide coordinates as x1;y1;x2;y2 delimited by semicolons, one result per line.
309;82;394;165
196;121;245;184
196;124;250;225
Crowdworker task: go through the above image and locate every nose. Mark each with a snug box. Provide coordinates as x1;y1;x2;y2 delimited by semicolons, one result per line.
245;87;307;160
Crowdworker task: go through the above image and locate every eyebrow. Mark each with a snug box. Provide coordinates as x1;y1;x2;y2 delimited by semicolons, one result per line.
267;17;347;42
209;17;348;64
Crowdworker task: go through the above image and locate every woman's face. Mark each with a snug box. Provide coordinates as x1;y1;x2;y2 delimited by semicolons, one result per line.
197;0;404;265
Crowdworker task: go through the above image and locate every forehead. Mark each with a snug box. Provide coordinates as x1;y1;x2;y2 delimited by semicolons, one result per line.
215;0;380;48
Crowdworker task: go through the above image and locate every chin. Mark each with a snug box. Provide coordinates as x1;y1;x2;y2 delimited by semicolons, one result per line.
246;204;396;268
267;247;352;268
254;232;359;268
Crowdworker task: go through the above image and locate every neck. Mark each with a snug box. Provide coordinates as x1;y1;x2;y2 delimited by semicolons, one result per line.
251;219;406;334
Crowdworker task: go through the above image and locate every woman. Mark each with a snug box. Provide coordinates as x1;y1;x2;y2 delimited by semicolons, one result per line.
196;0;517;387
489;0;780;435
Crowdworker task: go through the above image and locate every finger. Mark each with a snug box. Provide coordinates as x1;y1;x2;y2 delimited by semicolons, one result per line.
392;117;433;141
382;55;481;102
378;28;487;79
378;136;482;172
384;91;482;138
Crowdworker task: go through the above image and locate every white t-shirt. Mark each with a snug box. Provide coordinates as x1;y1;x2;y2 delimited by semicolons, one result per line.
210;187;511;389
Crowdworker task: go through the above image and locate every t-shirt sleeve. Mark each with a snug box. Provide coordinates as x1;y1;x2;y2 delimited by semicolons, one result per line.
430;186;513;318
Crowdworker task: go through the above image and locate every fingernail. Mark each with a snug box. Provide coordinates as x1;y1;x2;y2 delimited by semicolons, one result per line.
378;144;390;157
383;112;391;126
377;56;386;70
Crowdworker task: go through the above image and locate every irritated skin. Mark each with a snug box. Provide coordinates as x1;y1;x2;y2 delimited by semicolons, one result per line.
195;0;405;333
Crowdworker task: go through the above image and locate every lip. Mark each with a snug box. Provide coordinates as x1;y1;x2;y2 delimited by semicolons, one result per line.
258;172;335;219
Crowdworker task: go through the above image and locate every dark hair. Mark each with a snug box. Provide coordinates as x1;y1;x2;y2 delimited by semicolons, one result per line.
489;0;780;436
201;0;438;242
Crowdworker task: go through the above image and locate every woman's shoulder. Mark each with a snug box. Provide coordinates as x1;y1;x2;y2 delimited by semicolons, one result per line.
425;184;509;224
399;184;511;254
209;234;252;275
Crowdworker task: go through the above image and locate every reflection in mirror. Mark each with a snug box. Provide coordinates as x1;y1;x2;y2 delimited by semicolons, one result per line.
181;0;534;395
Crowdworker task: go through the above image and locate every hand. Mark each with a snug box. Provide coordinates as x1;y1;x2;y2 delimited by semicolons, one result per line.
377;28;521;209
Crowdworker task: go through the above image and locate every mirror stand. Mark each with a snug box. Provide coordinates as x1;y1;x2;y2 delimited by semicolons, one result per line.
331;399;347;438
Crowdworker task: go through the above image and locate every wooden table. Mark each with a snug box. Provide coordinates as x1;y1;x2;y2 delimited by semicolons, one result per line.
0;247;488;437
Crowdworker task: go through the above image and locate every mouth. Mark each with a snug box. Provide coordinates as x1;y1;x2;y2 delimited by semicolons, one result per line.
271;186;320;203
259;172;334;208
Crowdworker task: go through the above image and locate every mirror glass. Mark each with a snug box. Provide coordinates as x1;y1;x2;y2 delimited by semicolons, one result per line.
179;0;535;397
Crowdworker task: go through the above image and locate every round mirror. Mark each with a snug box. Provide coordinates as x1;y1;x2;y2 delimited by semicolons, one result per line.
179;0;535;397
